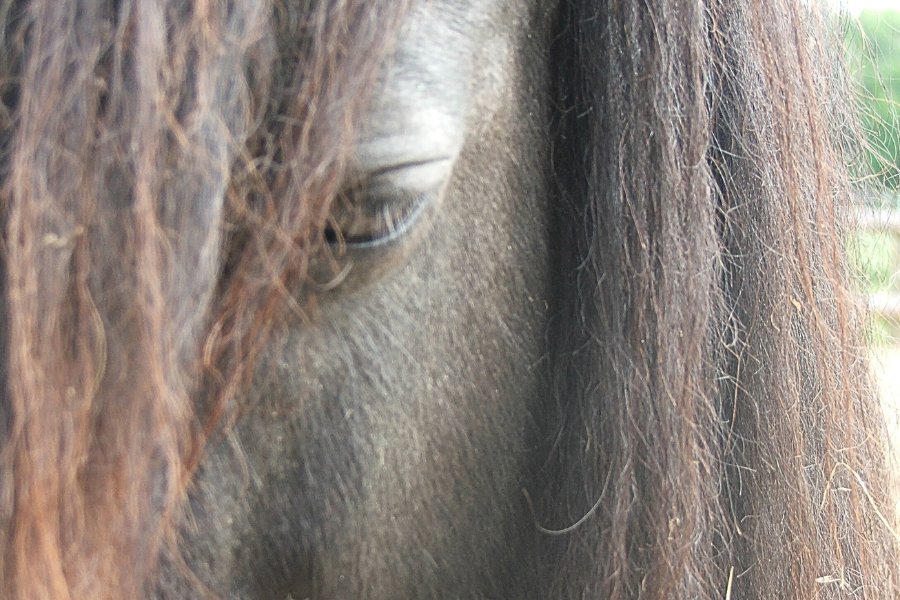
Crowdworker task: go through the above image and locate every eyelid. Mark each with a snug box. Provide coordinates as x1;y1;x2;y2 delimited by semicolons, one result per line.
361;157;454;195
326;157;452;248
326;189;431;249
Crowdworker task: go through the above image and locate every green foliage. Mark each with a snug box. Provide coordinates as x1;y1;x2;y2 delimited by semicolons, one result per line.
849;229;898;292
848;229;900;344
844;11;900;345
845;10;900;190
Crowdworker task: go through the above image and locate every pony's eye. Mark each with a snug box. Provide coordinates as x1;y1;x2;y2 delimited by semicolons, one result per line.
325;187;429;248
326;158;452;248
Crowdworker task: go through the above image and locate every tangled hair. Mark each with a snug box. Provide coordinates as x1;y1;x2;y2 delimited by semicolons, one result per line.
0;1;408;597
0;0;897;598
541;0;900;597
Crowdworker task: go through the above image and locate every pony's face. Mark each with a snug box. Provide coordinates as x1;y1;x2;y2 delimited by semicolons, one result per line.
163;1;558;597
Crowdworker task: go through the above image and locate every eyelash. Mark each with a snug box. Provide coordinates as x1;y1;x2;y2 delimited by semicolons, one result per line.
325;185;432;249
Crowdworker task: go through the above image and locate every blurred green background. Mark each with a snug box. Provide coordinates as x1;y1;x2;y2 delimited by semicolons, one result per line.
844;8;900;344
846;10;900;191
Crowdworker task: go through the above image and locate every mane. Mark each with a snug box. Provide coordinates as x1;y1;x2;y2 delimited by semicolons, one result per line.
0;1;407;597
540;0;900;597
0;0;897;599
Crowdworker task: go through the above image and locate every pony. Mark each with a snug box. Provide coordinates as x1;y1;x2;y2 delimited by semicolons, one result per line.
0;0;897;598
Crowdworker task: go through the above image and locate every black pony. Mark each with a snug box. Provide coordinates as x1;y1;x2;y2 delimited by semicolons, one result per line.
0;1;896;598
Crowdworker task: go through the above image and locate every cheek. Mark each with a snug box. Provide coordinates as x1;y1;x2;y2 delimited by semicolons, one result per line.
282;136;552;596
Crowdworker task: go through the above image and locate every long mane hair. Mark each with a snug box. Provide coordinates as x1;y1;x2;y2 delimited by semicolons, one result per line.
541;0;900;597
0;1;408;596
0;0;897;598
